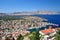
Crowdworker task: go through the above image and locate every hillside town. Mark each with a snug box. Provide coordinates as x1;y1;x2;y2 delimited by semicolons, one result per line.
0;0;60;40
0;16;59;40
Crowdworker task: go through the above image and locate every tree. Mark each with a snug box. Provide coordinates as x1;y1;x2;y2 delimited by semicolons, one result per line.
29;32;36;40
29;29;40;40
17;34;24;40
35;29;40;40
54;28;60;40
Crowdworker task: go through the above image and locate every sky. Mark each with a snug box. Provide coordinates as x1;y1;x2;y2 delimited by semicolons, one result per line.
0;0;60;13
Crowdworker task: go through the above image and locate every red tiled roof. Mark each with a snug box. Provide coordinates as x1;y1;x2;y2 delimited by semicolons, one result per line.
41;29;54;35
55;28;58;30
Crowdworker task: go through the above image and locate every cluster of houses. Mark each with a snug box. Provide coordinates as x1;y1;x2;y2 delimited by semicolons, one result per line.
0;16;59;40
0;25;58;40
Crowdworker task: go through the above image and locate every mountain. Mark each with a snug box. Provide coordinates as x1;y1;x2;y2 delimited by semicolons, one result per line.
9;11;60;16
33;11;60;15
0;11;60;16
9;12;33;16
0;13;7;16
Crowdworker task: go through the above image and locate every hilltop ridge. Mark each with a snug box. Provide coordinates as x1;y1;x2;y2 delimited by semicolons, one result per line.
0;11;60;16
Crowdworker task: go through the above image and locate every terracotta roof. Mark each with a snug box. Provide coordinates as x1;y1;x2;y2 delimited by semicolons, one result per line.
55;28;58;30
40;29;54;35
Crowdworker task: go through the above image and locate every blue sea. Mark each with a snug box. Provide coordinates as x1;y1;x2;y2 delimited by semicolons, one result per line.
15;15;60;26
27;15;60;31
32;15;60;26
